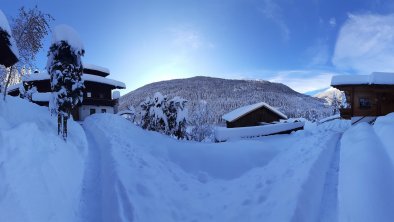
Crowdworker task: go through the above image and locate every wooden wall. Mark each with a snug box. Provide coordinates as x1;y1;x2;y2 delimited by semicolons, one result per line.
335;85;394;118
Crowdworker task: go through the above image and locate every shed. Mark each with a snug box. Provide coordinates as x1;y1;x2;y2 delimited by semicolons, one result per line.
331;72;394;121
222;102;288;128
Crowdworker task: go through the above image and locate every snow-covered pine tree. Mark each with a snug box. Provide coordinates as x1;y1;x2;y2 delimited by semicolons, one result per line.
125;104;136;123
47;25;84;140
167;96;188;139
331;91;340;115
140;96;154;129
150;92;168;134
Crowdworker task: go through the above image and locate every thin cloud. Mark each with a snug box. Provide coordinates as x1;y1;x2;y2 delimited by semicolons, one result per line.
169;26;213;50
258;0;290;41
267;70;338;93
333;13;394;74
329;17;336;27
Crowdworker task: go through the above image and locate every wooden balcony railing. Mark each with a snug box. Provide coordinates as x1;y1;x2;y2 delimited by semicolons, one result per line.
82;97;118;106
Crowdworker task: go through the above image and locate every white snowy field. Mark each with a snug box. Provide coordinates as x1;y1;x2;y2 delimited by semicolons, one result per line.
0;97;393;222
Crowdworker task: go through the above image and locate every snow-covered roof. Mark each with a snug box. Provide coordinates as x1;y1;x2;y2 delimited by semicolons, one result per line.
222;102;287;122
83;63;110;74
32;92;51;102
52;25;84;52
215;121;304;141
7;83;22;92
331;72;394;86
20;72;125;89
23;73;49;82
83;74;126;89
0;9;19;58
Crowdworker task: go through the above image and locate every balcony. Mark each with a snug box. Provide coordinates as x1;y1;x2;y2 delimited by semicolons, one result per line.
82;97;118;107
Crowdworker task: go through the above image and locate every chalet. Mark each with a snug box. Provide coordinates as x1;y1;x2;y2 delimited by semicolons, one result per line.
331;72;394;123
8;64;126;121
222;102;288;128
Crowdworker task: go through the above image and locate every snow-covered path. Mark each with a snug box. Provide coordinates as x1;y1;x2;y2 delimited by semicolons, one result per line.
78;115;350;222
77;128;103;222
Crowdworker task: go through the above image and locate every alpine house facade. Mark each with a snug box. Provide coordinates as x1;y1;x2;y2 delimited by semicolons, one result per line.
8;64;126;121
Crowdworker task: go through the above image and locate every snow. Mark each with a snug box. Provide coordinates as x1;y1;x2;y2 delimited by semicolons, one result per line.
339;121;394;222
7;83;22;93
332;72;394;86
0;9;19;58
214;121;304;141
20;72;126;89
1;93;394;222
0;97;87;222
222;102;287;122
23;72;50;81
112;90;121;99
81;114;345;221
31;92;51;102
82;74;126;89
83;63;110;74
52;25;84;52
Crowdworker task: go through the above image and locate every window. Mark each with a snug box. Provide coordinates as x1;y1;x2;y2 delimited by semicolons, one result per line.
90;109;96;115
359;98;371;109
87;92;92;98
101;109;107;113
99;93;104;99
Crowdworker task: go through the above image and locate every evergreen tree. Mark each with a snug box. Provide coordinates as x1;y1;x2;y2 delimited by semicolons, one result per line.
47;25;84;140
140;97;154;129
167;96;188;139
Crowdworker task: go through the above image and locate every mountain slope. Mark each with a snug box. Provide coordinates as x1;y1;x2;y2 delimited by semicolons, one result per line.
314;87;343;105
120;76;331;124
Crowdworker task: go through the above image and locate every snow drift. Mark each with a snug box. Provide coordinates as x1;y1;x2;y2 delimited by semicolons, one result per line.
0;97;87;222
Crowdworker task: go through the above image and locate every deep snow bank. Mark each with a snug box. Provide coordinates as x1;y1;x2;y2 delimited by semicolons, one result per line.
83;114;343;222
339;115;394;222
0;97;87;222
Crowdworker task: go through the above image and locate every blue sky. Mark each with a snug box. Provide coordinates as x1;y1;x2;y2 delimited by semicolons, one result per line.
3;0;394;94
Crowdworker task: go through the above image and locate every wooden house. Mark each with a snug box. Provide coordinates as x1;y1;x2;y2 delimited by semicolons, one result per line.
222;102;288;128
331;72;394;123
0;29;18;67
7;64;126;121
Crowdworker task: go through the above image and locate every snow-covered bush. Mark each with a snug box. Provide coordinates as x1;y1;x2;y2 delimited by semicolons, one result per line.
140;92;189;139
47;25;84;140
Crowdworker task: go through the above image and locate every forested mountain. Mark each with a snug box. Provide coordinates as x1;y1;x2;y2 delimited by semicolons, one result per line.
120;76;332;126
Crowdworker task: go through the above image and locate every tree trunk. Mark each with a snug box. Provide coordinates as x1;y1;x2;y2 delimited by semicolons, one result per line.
58;114;61;135
3;66;14;101
63;117;67;141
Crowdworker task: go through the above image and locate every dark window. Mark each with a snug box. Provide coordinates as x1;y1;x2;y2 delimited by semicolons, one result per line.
359;98;371;109
90;109;96;115
101;109;106;113
99;93;104;99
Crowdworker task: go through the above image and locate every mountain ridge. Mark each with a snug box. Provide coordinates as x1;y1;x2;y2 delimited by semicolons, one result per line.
119;76;332;125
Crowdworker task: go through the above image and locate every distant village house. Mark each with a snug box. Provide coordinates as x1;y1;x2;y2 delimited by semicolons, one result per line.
331;72;394;123
222;102;288;128
8;64;126;121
